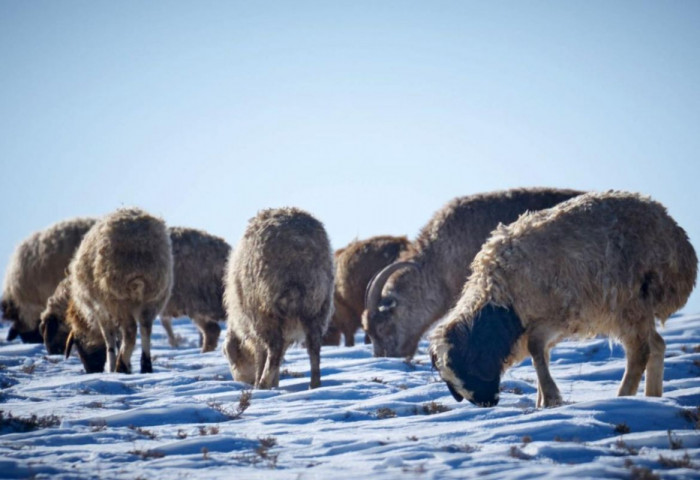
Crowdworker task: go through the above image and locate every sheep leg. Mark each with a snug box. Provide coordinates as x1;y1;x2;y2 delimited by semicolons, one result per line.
115;319;137;374
160;316;178;347
343;325;356;347
98;320;119;373
193;317;221;353
139;317;154;374
305;329;323;389
258;341;283;389
618;333;651;396
322;324;342;346
223;330;238;371
645;330;666;397
528;336;562;408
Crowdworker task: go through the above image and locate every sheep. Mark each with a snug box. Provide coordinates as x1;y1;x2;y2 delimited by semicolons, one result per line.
323;235;410;347
2;217;96;343
65;208;173;374
362;188;583;358
42;226;230;357
430;191;697;408
159;227;231;352
223;207;334;389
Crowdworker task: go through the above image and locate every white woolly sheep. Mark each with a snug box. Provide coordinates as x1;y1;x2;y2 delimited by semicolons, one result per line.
430;191;697;408
363;188;582;358
223;207;334;389
65;208;173;374
2;217;96;343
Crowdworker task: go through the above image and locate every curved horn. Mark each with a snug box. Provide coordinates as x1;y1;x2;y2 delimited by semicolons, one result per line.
364;261;419;314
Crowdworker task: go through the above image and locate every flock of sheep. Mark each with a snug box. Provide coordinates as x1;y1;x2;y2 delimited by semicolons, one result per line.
1;188;697;408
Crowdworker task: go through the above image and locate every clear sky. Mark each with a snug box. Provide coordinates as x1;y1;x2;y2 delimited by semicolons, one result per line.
2;1;699;313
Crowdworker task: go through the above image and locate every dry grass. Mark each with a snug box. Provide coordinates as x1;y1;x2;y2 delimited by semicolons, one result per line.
376;407;396;419
128;449;166;460
0;411;60;433
614;422;631;434
128;425;157;440
658;452;694;469
208;389;252;420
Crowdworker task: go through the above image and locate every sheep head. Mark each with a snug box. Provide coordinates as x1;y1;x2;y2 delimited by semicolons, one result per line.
64;301;106;373
40;312;69;355
431;303;524;407
362;261;430;357
2;299;43;343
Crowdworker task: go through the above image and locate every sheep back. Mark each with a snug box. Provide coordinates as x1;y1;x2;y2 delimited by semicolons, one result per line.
471;191;697;332
70;208;173;316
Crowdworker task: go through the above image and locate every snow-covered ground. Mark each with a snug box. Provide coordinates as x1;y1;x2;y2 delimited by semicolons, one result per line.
1;314;699;479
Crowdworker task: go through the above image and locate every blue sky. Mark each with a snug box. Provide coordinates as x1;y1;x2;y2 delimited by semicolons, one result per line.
2;1;699;313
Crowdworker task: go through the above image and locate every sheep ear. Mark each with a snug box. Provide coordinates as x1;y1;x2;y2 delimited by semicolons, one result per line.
65;331;75;359
7;326;18;341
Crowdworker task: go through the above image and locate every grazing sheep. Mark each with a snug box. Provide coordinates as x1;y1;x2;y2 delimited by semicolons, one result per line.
430;191;697;408
323;235;410;347
44;226;230;357
65;208;173;374
223;207;334;389
2;217;96;343
363;188;582;358
160;227;231;352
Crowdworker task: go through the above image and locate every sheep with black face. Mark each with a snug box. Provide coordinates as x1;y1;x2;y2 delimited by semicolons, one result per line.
430;191;697;408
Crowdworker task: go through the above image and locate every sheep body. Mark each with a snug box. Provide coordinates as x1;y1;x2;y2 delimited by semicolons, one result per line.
363;188;582;357
223;207;334;389
66;208;173;374
324;235;410;346
430;191;697;407
160;227;231;352
2;217;96;343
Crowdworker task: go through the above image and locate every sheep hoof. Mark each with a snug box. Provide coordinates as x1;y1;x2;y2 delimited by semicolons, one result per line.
115;355;131;374
140;352;153;373
543;395;563;408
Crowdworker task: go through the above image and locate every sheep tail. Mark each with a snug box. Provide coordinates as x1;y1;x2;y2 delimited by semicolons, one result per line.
126;276;146;302
274;282;305;318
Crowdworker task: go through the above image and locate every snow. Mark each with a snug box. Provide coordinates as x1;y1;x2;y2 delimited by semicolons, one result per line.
1;314;699;479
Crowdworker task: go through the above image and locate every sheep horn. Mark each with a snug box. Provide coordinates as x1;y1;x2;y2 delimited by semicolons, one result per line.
364;261;419;314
